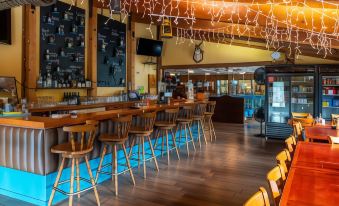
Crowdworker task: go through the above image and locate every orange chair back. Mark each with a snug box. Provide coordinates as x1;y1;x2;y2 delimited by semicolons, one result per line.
291;112;310;118
267;164;286;206
285;136;295;154
243;187;270;206
276;149;291;174
293;117;315;127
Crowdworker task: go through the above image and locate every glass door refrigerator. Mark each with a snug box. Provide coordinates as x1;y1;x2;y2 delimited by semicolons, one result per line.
321;76;339;120
265;74;315;139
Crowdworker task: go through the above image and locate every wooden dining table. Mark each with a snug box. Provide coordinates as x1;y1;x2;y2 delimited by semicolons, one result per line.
280;142;339;206
304;124;337;142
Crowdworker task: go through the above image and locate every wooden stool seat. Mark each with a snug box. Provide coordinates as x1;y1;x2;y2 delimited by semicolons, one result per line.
204;101;216;142
98;134;127;144
128;112;159;179
154;121;176;128
48;120;100;206
129;127;153;136
175;106;196;156
177;118;192;123
95;115;135;196
51;142;92;157
192;103;208;148
153;108;180;164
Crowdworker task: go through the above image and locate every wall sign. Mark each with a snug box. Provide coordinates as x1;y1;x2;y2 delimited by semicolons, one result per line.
39;2;86;88
97;14;126;87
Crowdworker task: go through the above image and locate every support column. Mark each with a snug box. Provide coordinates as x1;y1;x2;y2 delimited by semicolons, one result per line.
127;14;136;91
87;0;98;96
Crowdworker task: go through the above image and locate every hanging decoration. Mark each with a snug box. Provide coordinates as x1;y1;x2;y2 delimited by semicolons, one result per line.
79;0;339;59
161;17;173;38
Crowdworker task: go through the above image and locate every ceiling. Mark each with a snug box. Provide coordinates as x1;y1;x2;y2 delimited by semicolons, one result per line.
165;66;262;75
96;0;339;60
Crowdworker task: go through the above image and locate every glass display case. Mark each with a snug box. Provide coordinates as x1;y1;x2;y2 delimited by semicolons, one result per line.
267;76;290;124
291;76;314;115
321;76;339;120
265;73;315;139
216;80;228;95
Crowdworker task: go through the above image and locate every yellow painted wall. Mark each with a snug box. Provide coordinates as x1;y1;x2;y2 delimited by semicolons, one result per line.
0;7;23;97
161;38;285;65
134;23;157;93
295;55;339;65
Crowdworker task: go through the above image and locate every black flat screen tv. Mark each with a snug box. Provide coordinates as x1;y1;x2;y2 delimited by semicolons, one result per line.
137;38;163;57
0;9;11;45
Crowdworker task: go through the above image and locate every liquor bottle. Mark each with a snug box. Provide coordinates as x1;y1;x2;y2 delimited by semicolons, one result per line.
46;73;52;88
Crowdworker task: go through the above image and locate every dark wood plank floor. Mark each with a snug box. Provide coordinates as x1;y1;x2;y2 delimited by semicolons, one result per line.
0;121;284;206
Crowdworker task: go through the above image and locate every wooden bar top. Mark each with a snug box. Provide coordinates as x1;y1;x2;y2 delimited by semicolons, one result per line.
0;102;195;129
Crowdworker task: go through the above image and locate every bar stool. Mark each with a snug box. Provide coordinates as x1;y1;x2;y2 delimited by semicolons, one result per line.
48;121;100;206
192;102;207;148
95;115;135;196
128;111;159;179
176;106;196;156
153;108;180;165
204;101;216;142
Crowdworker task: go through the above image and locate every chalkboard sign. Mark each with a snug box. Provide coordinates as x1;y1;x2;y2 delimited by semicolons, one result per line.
97;14;126;87
39;2;86;88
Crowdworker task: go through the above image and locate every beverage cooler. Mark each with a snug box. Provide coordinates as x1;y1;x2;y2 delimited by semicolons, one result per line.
265;74;315;139
321;75;339;120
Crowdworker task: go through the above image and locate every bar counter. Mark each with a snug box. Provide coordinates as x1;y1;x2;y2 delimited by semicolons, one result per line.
0;101;195;205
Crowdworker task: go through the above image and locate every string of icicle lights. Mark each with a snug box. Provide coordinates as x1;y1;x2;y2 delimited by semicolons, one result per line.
117;0;339;58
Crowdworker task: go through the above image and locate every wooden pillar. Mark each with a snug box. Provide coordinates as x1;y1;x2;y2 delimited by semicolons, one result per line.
87;0;98;96
23;5;37;102
156;25;162;94
127;14;136;91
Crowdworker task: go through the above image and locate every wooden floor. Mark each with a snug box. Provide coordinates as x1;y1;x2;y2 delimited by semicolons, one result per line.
0;121;285;206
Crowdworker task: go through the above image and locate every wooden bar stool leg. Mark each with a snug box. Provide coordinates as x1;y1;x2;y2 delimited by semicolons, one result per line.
188;125;196;151
208;118;213;142
161;130;165;157
122;143;135;185
69;158;75;206
184;125;190;157
142;137;146;179
48;157;65;206
112;144;118;196
211;120;216;141
153;129;160;149
138;138;141;168
171;129;180;160
177;125;182;145
95;145;107;183
75;158;81;198
196;121;201;148
200;119;207;145
84;156;100;206
147;135;159;172
166;130;170;165
128;138;135;158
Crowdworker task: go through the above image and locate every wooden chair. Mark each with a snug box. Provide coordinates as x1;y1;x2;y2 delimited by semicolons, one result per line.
266;164;286;206
176;106;196;156
331;114;339;126
328;136;339;144
285;136;295;155
192;103;208;148
129;112;159;179
153;108;180;165
243;187;270;206
95;115;135;196
48;121;100;206
293;121;304;141
204;101;216;142
276;149;291;175
293;117;315;127
291;112;310;118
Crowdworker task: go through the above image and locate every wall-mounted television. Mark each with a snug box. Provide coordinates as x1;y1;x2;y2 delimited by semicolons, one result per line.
0;9;12;45
137;38;163;57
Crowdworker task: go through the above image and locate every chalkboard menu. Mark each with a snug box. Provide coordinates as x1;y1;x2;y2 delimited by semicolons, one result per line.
97;14;126;87
39;2;86;88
